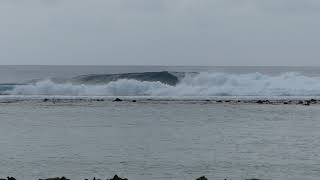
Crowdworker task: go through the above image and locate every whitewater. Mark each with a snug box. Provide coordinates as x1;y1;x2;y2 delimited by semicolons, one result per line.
5;72;320;97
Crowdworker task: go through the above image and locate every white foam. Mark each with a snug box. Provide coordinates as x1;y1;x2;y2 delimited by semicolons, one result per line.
7;72;320;96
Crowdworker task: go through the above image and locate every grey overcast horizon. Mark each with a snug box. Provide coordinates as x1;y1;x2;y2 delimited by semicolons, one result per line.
0;0;319;66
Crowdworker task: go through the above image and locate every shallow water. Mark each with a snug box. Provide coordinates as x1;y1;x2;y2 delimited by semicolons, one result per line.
1;101;319;180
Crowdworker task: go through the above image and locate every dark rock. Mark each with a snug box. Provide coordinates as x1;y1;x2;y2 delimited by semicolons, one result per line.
245;179;261;180
303;100;311;106
113;98;123;102
39;177;70;180
132;100;137;102
7;177;16;180
283;102;288;104
196;176;208;180
310;99;317;104
108;175;128;180
256;100;264;104
298;100;304;104
43;98;49;102
216;100;223;103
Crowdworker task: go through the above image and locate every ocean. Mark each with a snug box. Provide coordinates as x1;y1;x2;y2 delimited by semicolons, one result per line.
1;66;320;180
2;65;320;98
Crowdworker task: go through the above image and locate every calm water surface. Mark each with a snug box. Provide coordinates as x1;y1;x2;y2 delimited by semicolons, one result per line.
0;101;319;180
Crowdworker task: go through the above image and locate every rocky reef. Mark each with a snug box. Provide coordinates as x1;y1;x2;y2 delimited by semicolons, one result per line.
0;175;263;180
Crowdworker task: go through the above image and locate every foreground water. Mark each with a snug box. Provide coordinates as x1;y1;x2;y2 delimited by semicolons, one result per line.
1;100;320;180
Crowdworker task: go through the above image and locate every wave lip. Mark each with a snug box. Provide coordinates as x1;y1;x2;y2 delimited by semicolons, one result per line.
71;71;179;86
5;72;320;97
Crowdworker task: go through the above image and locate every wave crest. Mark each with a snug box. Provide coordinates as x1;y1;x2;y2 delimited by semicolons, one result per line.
7;72;320;96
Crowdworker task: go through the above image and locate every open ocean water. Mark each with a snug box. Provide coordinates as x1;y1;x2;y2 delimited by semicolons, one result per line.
1;66;320;180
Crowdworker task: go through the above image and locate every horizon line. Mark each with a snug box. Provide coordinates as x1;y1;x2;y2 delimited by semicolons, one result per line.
0;64;320;67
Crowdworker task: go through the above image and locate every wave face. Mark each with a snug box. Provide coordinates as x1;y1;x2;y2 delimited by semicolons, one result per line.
71;71;179;86
5;72;320;97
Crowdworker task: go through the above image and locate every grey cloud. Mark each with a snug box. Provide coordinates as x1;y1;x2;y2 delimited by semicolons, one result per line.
0;0;319;66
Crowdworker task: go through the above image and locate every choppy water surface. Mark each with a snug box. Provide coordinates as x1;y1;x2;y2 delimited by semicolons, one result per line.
1;101;320;180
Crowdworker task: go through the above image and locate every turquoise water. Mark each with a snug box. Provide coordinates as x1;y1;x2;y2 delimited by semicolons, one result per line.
0;84;15;94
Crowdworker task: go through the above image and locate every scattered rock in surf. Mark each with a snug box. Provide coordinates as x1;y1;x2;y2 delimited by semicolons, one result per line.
6;177;16;180
84;178;101;180
245;179;261;180
39;177;70;180
255;100;271;104
96;99;104;102
196;176;208;180
298;100;304;105
113;98;123;102
108;175;128;180
310;99;317;104
43;98;49;102
216;100;223;103
132;100;137;102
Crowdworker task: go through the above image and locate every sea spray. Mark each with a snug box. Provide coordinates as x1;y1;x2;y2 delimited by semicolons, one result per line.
6;72;320;96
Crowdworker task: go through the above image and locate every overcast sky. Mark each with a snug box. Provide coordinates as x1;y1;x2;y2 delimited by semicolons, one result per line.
0;0;320;66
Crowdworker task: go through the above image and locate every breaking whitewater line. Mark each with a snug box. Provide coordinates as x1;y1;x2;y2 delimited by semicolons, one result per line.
5;72;320;97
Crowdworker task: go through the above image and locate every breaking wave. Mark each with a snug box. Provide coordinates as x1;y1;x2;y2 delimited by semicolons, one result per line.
6;72;320;96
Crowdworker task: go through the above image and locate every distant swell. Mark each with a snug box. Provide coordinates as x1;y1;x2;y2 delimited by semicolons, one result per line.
6;72;320;96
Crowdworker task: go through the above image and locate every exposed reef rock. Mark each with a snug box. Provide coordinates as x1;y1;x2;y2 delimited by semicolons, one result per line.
1;177;17;180
113;98;123;102
0;175;263;180
196;176;208;180
39;177;70;180
108;175;128;180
